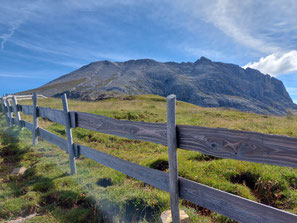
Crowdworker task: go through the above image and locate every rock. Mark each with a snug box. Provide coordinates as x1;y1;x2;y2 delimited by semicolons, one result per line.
159;210;190;223
6;213;37;223
10;167;27;176
21;57;297;115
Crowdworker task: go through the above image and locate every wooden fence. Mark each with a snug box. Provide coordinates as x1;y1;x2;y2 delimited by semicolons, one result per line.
1;93;297;223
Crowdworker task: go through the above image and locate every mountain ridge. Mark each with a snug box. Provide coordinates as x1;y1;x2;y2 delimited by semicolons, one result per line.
22;57;297;115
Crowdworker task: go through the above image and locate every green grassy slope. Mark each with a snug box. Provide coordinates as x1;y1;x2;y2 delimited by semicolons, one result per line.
1;94;297;222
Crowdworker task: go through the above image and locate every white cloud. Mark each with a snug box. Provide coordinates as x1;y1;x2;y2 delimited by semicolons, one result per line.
243;51;297;76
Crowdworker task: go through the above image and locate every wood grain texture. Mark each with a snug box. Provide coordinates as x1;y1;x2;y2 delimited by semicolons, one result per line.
77;143;169;192
21;105;34;116
62;94;76;175
75;110;297;168
2;99;10;126
32;93;39;145
179;177;297;223
177;125;297;168
22;120;34;132
5;99;13;127
12;96;22;130
38;107;66;126
38;127;67;151
75;111;167;145
1;98;5;114
167;95;180;223
76;142;297;223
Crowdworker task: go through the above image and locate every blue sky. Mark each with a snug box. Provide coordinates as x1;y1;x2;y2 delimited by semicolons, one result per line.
1;0;297;103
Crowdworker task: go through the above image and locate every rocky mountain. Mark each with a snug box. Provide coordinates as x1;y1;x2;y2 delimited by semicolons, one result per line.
23;57;297;115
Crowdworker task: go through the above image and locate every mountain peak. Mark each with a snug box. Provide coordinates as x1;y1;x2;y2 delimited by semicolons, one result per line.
22;58;296;115
194;56;212;64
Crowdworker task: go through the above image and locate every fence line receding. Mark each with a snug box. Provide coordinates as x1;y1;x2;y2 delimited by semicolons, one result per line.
1;94;297;223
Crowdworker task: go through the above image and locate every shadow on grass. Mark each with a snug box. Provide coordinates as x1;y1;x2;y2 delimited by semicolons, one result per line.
0;121;107;222
0;116;161;222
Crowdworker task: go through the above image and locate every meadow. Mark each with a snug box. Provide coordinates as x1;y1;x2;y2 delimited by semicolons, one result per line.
1;94;297;222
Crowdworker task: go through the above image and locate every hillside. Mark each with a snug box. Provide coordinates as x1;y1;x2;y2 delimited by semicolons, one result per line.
21;57;297;115
1;95;297;222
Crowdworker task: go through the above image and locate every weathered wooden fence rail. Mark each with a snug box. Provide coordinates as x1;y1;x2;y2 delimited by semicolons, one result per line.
1;94;297;223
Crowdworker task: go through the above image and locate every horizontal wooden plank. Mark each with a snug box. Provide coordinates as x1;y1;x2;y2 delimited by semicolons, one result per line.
179;177;297;223
177;125;297;168
38;127;67;151
21;105;34;116
76;143;169;191
75;112;167;145
38;107;66;126
76;142;297;223
22;120;33;132
75;111;297;168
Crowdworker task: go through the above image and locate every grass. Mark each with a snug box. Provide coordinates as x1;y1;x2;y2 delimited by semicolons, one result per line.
1;94;297;222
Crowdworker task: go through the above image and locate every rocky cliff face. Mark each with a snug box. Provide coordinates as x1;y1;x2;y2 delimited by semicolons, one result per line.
24;57;296;115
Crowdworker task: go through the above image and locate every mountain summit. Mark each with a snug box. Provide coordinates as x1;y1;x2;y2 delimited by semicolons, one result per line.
24;57;296;115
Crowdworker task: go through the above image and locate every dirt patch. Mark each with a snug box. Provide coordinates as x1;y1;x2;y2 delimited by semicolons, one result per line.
123;198;159;222
149;159;169;171
96;178;113;188
254;179;285;208
189;154;221;162
229;172;259;190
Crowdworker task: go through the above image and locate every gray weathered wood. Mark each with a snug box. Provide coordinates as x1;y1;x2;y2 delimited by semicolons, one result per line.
5;99;13;127
75;142;297;223
20;105;66;126
2;98;10;126
20;105;34;116
177;125;297;168
77;143;169;191
1;97;5;114
12;96;22;130
38;127;67;150
32;93;39;145
75;110;297;168
179;177;297;223
22;120;34;132
38;107;66;126
167;95;180;223
62;94;76;175
10;117;16;125
75;111;167;145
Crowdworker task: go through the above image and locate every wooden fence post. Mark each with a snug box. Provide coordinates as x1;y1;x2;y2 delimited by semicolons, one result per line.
167;94;181;223
12;96;22;130
62;94;77;175
1;97;10;126
32;93;39;145
6;98;13;127
1;97;4;114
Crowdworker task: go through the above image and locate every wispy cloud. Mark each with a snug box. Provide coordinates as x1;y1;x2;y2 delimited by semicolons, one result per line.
198;0;297;54
0;1;41;49
287;87;297;96
0;74;47;79
0;21;22;49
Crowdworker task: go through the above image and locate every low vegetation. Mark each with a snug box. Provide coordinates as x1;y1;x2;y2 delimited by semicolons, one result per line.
1;94;297;222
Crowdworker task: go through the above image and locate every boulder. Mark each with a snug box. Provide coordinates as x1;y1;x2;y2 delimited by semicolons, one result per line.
10;167;27;176
159;210;190;223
